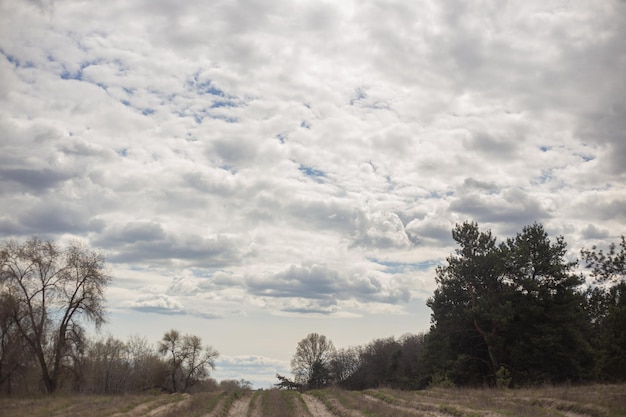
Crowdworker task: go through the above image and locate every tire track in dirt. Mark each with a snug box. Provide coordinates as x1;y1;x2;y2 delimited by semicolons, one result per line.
362;393;504;417
147;394;192;417
246;392;263;417
301;394;337;417
361;394;442;417
504;397;608;417
110;395;185;417
226;393;252;417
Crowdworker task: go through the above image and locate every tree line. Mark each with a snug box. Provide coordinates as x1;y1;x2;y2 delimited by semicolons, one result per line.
285;223;625;390
2;222;625;395
0;237;223;395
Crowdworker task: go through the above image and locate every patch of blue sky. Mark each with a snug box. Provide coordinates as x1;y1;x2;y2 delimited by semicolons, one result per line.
210;100;238;109
300;120;312;129
538;169;553;184
189;73;226;97
117;148;129;157
60;69;83;80
210;114;239;123
131;305;185;316
191;269;214;278
204;84;226;96
350;87;367;105
142;108;155;116
276;133;287;144
540;145;551;152
428;190;454;198
1;49;34;68
220;165;237;174
369;258;441;273
299;164;325;178
129;265;146;272
577;153;594;162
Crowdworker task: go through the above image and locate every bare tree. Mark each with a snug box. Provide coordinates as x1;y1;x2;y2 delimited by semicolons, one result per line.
0;292;28;394
329;347;361;385
158;329;218;392
126;335;167;392
291;333;335;389
86;335;129;394
0;237;111;393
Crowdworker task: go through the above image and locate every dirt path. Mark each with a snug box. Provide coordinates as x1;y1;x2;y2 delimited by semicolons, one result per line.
301;394;339;417
148;394;192;417
110;395;184;417
361;394;442;417
226;393;251;417
246;392;263;417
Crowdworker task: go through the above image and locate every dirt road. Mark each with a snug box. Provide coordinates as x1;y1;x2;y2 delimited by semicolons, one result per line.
301;394;339;417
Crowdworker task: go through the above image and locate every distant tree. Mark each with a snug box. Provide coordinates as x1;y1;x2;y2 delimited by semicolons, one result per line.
158;329;218;392
396;333;427;388
329;347;360;386
582;236;625;285
0;292;28;394
125;335;167;391
337;333;428;390
219;378;252;391
582;236;626;381
275;373;301;390
291;333;335;389
85;335;129;394
0;237;110;394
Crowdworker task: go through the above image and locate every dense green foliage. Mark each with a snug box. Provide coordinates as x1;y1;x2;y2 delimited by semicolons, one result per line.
313;223;626;390
425;222;593;386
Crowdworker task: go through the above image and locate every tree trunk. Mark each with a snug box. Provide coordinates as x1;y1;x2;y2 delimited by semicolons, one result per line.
473;319;499;374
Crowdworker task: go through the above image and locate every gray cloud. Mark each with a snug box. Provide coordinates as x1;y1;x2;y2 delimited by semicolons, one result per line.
246;263;409;313
96;224;244;268
129;293;185;315
0;168;72;192
450;188;551;226
1;0;624;369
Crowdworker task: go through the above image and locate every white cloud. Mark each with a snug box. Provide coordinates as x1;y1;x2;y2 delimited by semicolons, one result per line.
2;0;625;384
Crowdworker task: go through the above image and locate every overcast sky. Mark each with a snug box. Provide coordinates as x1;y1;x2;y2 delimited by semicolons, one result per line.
1;0;625;388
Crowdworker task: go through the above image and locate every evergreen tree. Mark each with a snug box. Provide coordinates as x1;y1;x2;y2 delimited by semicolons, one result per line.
582;236;626;381
426;222;593;386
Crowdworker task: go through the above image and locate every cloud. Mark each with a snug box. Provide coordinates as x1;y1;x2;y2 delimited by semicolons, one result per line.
213;355;291;388
1;0;625;374
99;228;245;268
0;168;72;192
581;224;610;240
246;263;410;314
129;293;185;315
353;209;412;249
449;188;551;226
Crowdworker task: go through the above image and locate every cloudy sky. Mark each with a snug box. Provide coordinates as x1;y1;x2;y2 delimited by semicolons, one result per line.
1;0;625;388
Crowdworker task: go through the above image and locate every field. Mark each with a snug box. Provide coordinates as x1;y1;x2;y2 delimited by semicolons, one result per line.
1;384;625;417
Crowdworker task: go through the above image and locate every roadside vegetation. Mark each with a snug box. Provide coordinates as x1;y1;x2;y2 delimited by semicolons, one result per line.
1;385;624;417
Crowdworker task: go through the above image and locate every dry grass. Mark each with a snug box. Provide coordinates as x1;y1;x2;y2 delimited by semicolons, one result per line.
0;393;173;417
0;384;624;417
410;384;626;417
259;389;311;417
